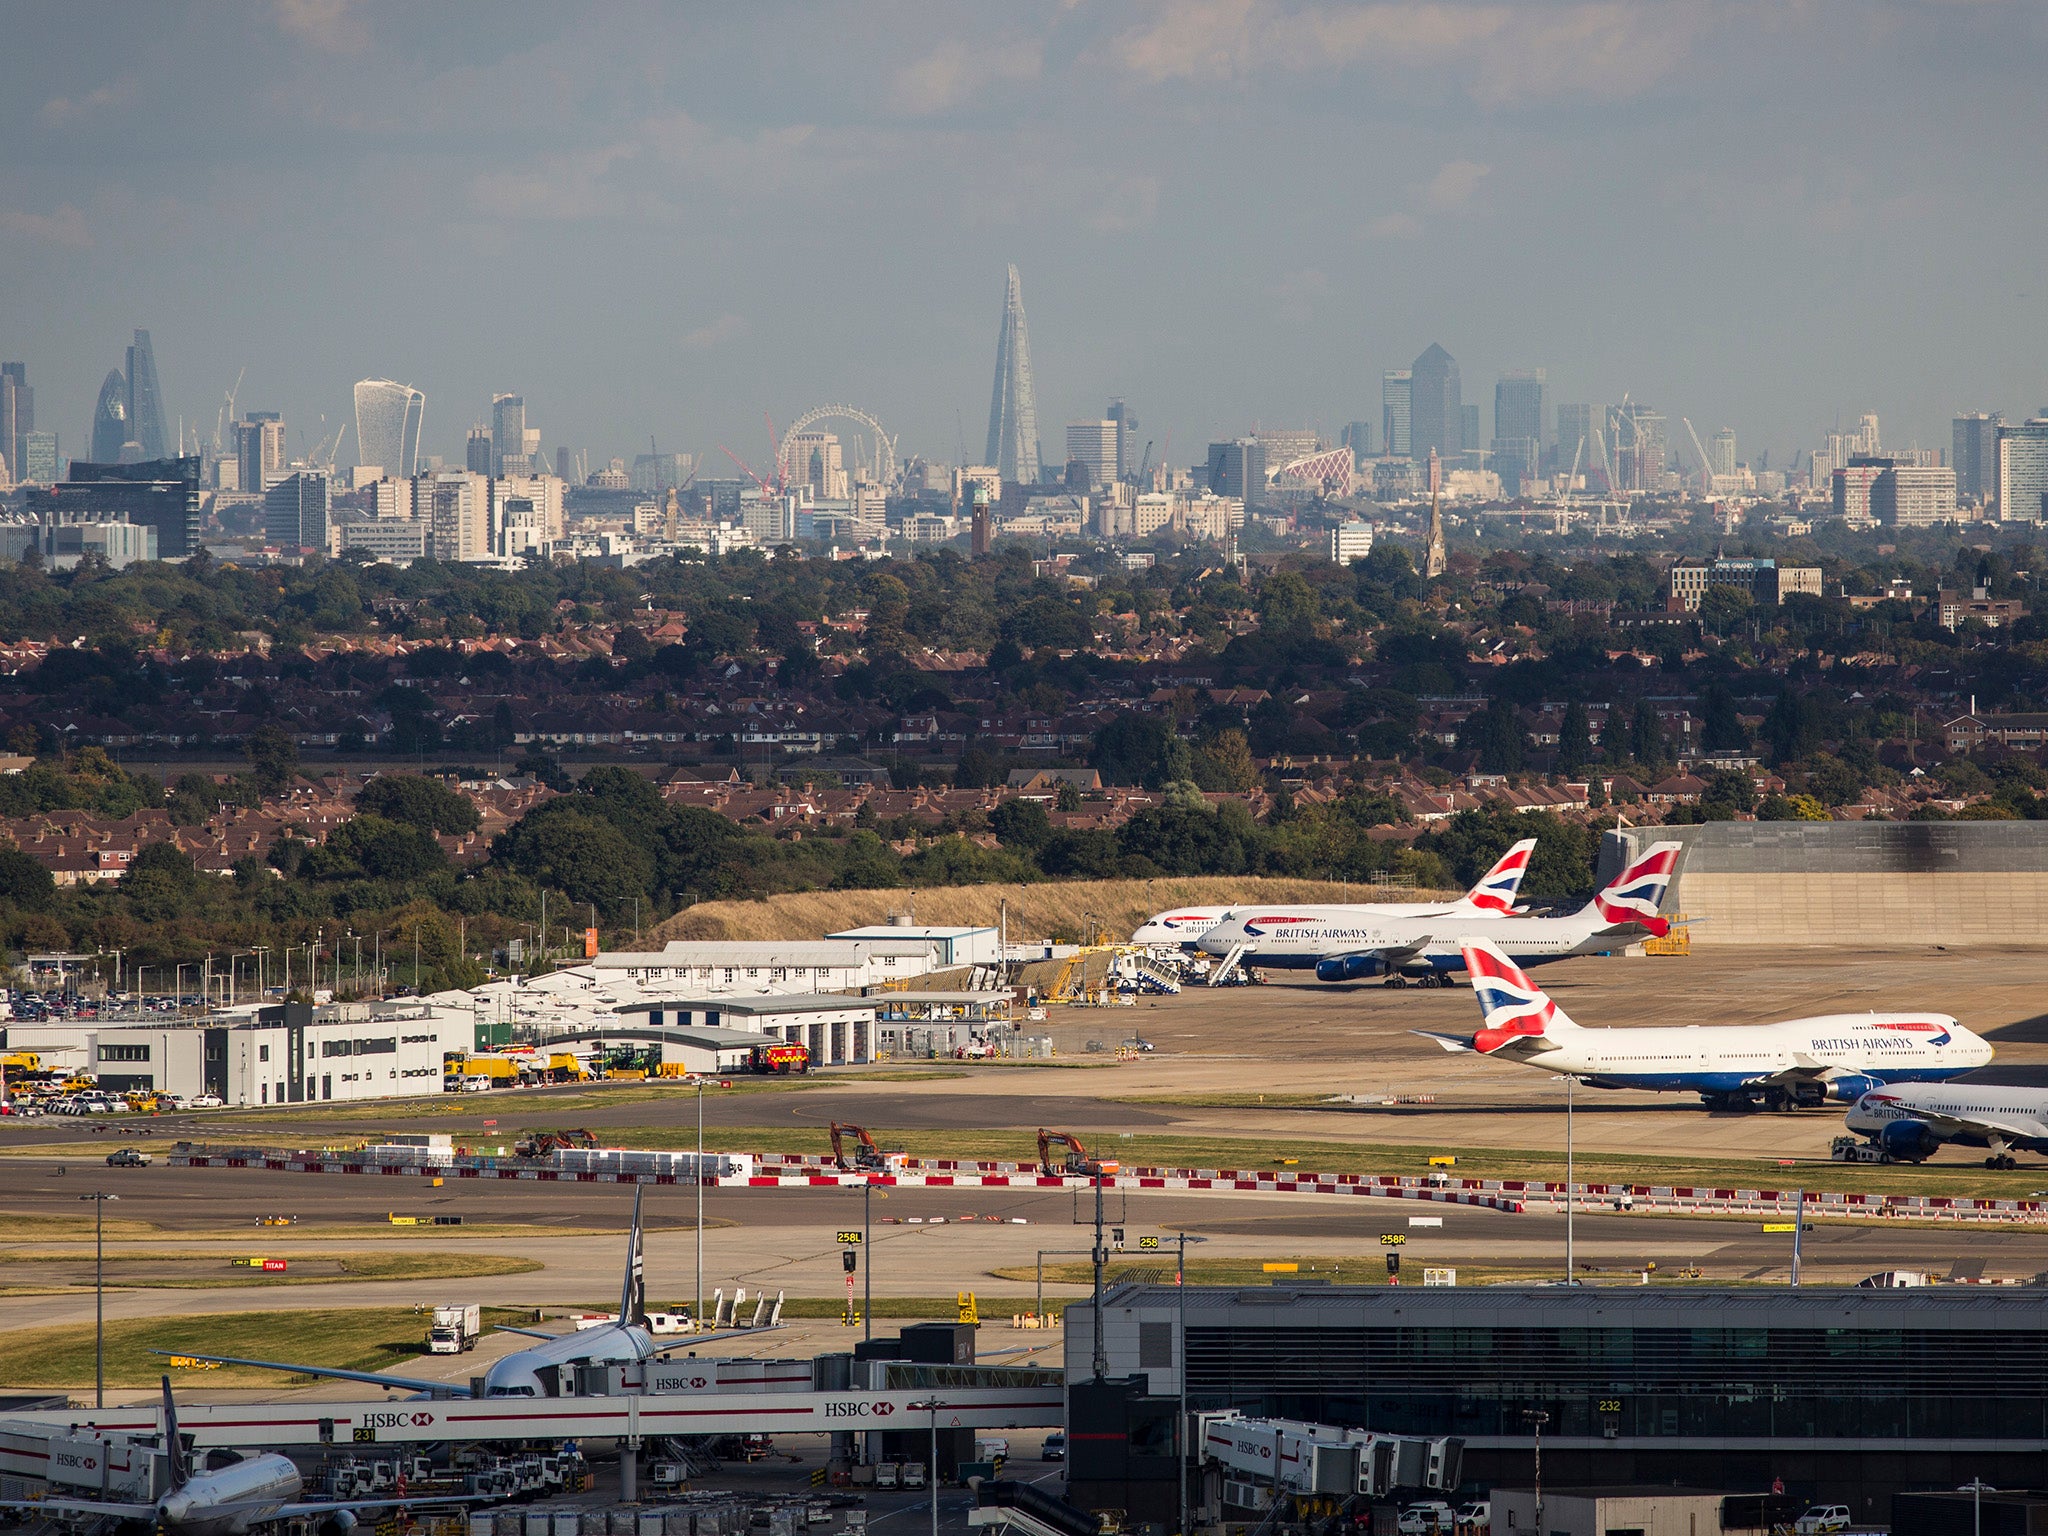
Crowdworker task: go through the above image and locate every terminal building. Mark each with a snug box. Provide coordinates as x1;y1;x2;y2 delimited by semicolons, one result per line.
1071;1281;2048;1517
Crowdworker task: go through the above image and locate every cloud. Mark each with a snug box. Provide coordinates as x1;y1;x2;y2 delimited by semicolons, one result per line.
272;0;369;53
680;315;748;351
1365;210;1422;240
891;37;1045;116
468;143;640;222
1105;1;1700;103
1088;174;1162;232
39;81;132;128
1270;267;1329;324
1425;159;1491;210
0;205;91;249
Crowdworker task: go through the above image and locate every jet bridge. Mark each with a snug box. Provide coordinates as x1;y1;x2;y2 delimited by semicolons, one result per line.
1197;1412;1462;1498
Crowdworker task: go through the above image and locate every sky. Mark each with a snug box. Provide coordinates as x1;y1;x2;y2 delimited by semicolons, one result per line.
3;0;2045;481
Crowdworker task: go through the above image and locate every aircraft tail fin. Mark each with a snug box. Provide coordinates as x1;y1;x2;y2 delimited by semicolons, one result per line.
1588;839;1682;936
161;1375;188;1489
1460;938;1580;1052
1463;838;1537;913
619;1186;647;1328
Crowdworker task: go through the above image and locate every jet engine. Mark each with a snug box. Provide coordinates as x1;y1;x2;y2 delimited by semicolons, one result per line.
1826;1074;1884;1104
1879;1118;1942;1164
1315;955;1383;982
319;1510;359;1536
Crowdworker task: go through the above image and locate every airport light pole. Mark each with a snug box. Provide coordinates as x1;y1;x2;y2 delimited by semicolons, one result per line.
79;1191;118;1408
1554;1074;1578;1284
1174;1231;1208;1536
909;1397;947;1536
1522;1409;1549;1536
1963;1477;1993;1536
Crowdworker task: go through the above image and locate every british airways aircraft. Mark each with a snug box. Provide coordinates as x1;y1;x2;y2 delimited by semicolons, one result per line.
1193;841;1682;986
1418;937;1991;1110
1128;839;1539;946
1844;1083;2048;1167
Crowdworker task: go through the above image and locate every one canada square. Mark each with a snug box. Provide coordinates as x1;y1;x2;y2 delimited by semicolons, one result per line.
983;264;1042;485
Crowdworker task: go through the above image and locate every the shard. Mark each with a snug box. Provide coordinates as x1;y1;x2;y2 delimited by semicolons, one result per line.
353;378;426;479
983;263;1042;485
89;369;129;462
125;329;167;462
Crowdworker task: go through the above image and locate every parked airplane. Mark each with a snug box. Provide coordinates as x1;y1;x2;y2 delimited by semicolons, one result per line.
1193;841;1683;986
1417;938;1991;1109
1844;1083;2048;1167
163;1189;758;1397
0;1377;467;1533
1128;839;1540;946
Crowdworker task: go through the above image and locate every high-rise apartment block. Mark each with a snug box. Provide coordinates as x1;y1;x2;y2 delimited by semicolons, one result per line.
1953;413;2002;503
1409;344;1461;462
20;432;57;484
1997;419;2048;523
1710;429;1738;479
1871;463;1958;526
265;471;332;552
984;264;1042;486
1206;439;1267;506
415;470;489;560
1329;522;1376;564
1065;421;1118;491
491;394;525;476
1382;371;1412;460
1106;398;1139;481
235;412;287;493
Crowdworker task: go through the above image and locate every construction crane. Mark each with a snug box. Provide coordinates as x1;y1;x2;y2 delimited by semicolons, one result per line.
1131;439;1154;487
1681;417;1717;493
212;367;245;457
1037;1127;1119;1179
513;1128;598;1159
828;1122;893;1173
1561;434;1585;526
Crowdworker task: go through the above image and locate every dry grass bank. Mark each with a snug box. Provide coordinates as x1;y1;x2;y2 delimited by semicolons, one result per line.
651;876;1456;945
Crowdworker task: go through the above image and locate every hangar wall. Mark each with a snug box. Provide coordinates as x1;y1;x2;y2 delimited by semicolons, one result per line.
1600;823;2048;947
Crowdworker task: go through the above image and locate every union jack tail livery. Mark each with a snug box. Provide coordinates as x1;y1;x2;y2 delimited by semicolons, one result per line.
1463;838;1537;914
1461;938;1581;1054
1591;840;1682;937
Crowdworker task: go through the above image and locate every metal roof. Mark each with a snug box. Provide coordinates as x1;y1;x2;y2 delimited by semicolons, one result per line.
612;993;877;1017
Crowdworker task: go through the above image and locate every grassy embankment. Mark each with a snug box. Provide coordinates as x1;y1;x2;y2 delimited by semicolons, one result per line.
0;1250;541;1294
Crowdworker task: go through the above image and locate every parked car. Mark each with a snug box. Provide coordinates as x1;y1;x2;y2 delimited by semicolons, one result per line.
1456;1501;1490;1530
106;1148;151;1167
1795;1508;1851;1535
187;1094;224;1109
1399;1503;1455;1536
1039;1434;1065;1462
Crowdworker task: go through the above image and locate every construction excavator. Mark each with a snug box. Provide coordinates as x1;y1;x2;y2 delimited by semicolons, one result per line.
513;1128;599;1158
829;1122;893;1173
1037;1127;1119;1179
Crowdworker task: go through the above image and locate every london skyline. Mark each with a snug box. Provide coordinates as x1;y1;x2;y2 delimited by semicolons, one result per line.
2;1;2044;476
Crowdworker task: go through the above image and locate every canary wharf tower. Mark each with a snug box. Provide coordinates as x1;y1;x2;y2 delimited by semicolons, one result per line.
983;264;1042;485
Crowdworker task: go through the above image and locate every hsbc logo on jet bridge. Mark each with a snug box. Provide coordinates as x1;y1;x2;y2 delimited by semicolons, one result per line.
824;1400;897;1419
361;1411;436;1430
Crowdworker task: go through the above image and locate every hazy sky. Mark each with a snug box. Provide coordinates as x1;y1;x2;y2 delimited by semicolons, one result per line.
4;1;2044;479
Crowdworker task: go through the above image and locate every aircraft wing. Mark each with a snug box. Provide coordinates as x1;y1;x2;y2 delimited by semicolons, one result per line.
149;1350;469;1396
495;1325;558;1339
650;1323;785;1357
274;1496;487;1517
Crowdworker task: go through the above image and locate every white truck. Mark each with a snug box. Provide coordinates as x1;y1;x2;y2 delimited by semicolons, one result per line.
426;1303;482;1354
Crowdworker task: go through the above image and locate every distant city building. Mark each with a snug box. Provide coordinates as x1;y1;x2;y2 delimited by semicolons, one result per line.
1340;421;1373;463
1609;403;1666;493
0;516;156;570
785;433;848;499
491;394;525;477
352;379;424;480
1832;455;1895;523
1254;428;1320;469
264;471;331;552
1710;428;1738;479
983;264;1042;485
1669;556;1822;610
20;431;57;484
1871;463;1958;526
1491;370;1545;491
466;425;492;475
1954;412;2002;503
1106;398;1139;481
1555;403;1597;474
123;330;167;462
1329;521;1376;564
1458;403;1480;467
1205;439;1267;506
1065;421;1118;491
234;412;287;493
1381;371;1412;460
1;362;32;483
89;369;128;462
1408;343;1461;463
336;517;428;564
1997;418;2048;523
629;452;692;494
414;469;489;560
33;455;202;559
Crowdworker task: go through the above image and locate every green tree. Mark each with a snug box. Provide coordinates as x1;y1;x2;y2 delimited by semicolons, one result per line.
493;806;654;916
1192;729;1260;792
988;797;1053;851
1089;715;1179;789
1628;699;1665;766
245;724;299;794
0;845;56;909
1459;697;1525;773
1556;701;1593;774
357;775;482;835
1699;682;1747;753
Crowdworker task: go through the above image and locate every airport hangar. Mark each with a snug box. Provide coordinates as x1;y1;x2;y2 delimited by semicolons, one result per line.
1067;1282;2048;1523
1602;821;2048;945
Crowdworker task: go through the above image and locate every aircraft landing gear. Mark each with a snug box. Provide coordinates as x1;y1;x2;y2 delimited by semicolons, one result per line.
1986;1154;2018;1170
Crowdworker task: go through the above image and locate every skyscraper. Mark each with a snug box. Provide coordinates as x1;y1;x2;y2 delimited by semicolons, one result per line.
1997;419;2048;523
1494;371;1546;450
1409;343;1461;463
1610;403;1667;492
983;264;1042;486
1;363;31;483
492;394;526;476
21;432;57;484
1381;371;1412;460
90;369;128;462
124;330;167;462
235;412;287;493
265;471;332;552
1954;413;2002;503
1206;439;1267;505
57;456;202;559
353;379;425;480
1106;397;1138;481
1555;404;1595;469
1066;421;1118;490
1340;421;1373;462
1710;429;1738;479
466;426;493;475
